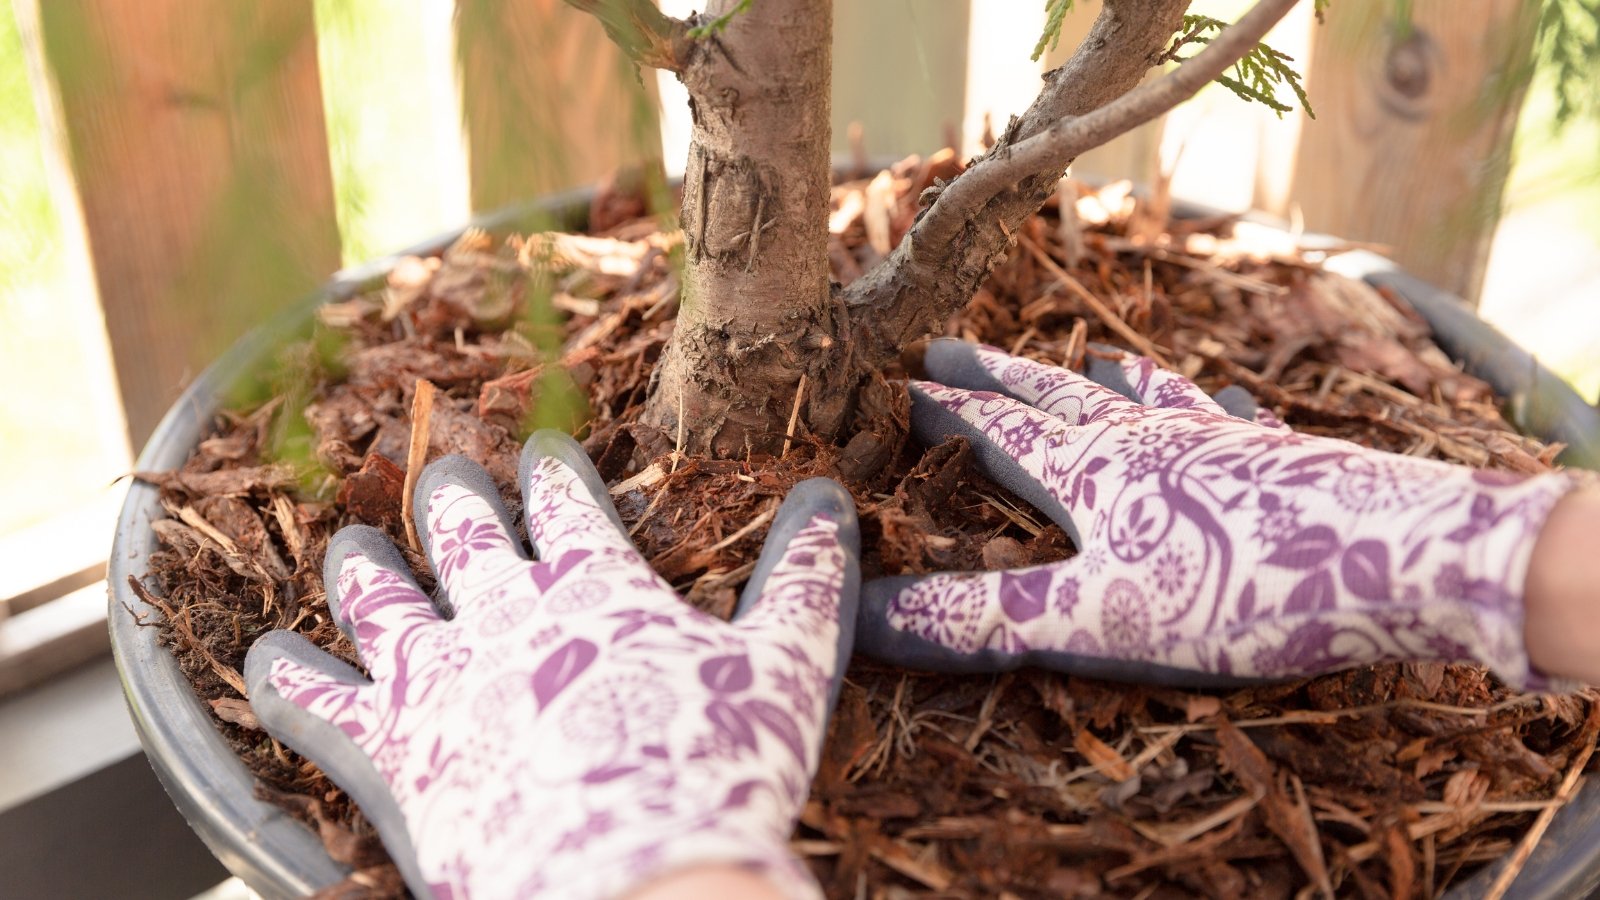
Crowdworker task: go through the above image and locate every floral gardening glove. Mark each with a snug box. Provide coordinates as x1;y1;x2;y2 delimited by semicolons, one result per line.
245;430;860;900
855;339;1586;690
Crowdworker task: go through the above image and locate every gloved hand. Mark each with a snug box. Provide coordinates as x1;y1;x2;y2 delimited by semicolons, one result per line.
245;430;859;900
855;339;1583;690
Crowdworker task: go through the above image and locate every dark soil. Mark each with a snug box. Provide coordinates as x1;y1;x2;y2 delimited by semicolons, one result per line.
134;153;1597;899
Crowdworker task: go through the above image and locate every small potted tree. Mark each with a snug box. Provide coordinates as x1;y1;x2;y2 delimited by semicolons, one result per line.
113;1;1600;896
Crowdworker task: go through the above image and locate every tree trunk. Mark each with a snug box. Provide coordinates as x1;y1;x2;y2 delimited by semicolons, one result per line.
626;0;1291;459
639;0;845;458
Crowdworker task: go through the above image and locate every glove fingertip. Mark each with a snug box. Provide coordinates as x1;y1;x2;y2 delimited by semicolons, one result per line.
242;633;435;899
413;453;522;562
852;574;920;651
735;478;863;716
244;629;369;700
1084;352;1142;403
784;477;860;546
243;630;294;697
519;429;629;535
733;477;861;624
1211;385;1261;422
854;574;1020;674
323;524;423;643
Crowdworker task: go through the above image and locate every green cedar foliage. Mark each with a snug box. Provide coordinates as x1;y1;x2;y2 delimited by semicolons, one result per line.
1534;0;1600;128
1029;2;1318;119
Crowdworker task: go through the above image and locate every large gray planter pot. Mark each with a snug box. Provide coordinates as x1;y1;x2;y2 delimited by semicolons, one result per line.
109;188;1600;898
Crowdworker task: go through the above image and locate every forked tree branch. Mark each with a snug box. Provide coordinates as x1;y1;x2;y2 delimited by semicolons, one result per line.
921;0;1298;249
843;0;1302;366
563;0;691;72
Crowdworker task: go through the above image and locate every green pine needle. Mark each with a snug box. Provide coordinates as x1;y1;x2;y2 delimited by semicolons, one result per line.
1169;14;1316;120
1031;0;1076;62
1215;74;1293;114
1027;3;1321;117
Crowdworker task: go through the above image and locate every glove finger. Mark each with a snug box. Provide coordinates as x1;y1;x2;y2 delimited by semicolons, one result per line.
1209;385;1290;432
519;430;638;562
414;454;529;617
324;525;446;672
854;568;1063;671
731;478;861;705
244;630;432;898
1085;343;1280;428
910;380;1086;547
854;571;1258;687
1085;348;1227;416
246;629;374;739
923;338;1136;424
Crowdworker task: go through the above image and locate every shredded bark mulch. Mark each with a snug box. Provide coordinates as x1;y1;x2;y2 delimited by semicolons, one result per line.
132;153;1596;899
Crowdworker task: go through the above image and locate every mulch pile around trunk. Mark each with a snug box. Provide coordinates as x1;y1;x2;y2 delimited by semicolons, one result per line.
133;152;1597;899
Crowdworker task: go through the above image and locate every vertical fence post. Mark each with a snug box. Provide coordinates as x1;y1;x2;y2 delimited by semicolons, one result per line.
455;0;661;213
1275;1;1540;304
15;0;341;447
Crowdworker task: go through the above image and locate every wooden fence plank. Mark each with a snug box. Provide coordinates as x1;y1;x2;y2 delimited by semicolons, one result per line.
456;0;661;213
832;1;970;160
1280;1;1539;304
15;0;341;447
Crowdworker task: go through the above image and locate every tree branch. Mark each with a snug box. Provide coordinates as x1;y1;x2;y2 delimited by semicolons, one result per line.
928;0;1298;239
562;0;690;72
843;0;1301;367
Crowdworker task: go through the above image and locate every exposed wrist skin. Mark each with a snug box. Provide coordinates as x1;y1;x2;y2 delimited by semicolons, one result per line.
1524;487;1600;685
626;865;791;900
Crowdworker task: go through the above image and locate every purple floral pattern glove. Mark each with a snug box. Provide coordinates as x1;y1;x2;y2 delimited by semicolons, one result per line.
855;340;1585;690
246;431;859;900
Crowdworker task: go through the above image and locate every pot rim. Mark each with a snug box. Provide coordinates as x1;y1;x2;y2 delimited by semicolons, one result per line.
108;181;1600;899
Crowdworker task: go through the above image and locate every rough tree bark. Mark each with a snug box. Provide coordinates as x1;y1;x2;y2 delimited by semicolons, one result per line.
568;0;1302;458
624;0;846;458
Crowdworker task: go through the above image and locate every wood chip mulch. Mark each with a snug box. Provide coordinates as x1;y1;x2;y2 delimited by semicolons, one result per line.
132;152;1596;899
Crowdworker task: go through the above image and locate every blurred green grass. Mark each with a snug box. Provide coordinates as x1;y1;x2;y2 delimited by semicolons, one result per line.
1;1;665;535
0;3;466;534
1505;74;1600;245
0;11;55;299
1480;72;1600;404
312;0;468;265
